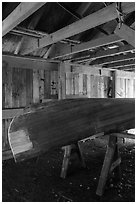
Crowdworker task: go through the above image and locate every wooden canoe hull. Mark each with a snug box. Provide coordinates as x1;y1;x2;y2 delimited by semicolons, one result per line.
8;98;135;162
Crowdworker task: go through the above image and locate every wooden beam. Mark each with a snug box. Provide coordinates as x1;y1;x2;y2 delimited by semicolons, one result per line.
118;66;135;71
112;132;135;139
45;2;93;59
2;108;24;119
51;34;123;60
2;2;46;37
90;53;135;66
112;64;135;71
20;2;135;55
104;59;135;69
72;65;111;77
114;24;135;47
2;53;58;71
15;5;46;55
74;44;134;63
116;70;135;79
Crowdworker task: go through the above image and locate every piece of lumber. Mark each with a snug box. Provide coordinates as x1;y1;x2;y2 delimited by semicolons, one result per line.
90;53;135;66
74;44;134;64
60;145;72;179
110;157;121;173
114;24;135;47
104;59;135;69
110;136;121;181
50;34;123;59
111;132;135;139
60;143;86;179
115;70;135;79
8;98;135;162
2;2;46;37
96;135;117;196
2;53;58;71
14;4;46;55
114;65;135;71
2;108;24;120
20;2;135;55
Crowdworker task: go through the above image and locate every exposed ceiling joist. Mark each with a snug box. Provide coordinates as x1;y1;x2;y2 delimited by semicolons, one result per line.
20;2;135;55
90;53;135;66
2;2;46;37
117;65;135;71
2;53;58;71
114;24;135;47
104;59;135;68
72;44;134;63
14;5;46;55
51;34;123;60
43;2;90;59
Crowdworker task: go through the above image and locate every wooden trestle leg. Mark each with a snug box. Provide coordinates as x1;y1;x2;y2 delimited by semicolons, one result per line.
60;142;86;179
96;134;121;196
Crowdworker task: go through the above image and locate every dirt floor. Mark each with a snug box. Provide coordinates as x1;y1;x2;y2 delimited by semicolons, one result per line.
2;136;135;202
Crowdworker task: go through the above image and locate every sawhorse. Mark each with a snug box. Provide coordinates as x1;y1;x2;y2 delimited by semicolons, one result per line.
60;142;86;179
60;132;135;196
96;132;135;196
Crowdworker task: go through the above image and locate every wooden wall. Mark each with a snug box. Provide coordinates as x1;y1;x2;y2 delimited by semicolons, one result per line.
115;70;135;98
58;63;111;99
2;61;58;157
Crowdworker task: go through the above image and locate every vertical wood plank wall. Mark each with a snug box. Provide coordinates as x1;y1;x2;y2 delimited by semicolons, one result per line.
2;63;58;154
61;64;111;99
115;70;135;98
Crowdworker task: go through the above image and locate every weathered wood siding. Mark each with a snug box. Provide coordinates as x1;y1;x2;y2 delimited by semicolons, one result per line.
59;63;111;99
115;70;135;98
2;62;58;155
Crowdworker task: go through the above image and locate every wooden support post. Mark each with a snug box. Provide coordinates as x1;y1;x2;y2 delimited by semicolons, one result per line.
110;137;121;181
76;142;86;168
111;70;116;98
60;143;86;179
60;145;72;179
58;62;66;100
96;134;121;196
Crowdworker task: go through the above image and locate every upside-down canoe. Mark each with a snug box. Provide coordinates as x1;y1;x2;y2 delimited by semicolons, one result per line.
8;98;135;162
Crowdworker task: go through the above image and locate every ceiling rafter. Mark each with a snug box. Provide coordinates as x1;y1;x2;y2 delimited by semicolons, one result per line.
90;52;135;66
44;2;92;59
103;59;135;69
114;23;135;47
71;44;134;63
14;5;47;55
51;34;123;59
19;2;134;55
2;53;58;71
2;2;46;37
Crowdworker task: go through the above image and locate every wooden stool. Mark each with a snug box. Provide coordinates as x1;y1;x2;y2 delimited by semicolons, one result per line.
60;142;86;179
96;134;121;196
